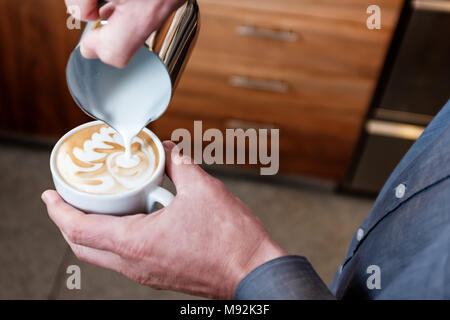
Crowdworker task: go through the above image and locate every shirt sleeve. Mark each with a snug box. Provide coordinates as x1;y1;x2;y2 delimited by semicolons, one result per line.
233;255;335;300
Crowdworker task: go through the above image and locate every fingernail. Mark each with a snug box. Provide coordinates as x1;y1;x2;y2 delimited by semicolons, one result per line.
163;142;172;151
163;144;169;151
80;44;88;58
41;191;48;203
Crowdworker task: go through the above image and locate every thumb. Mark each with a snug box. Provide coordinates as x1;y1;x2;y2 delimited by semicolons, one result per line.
163;141;207;192
79;1;168;68
65;0;99;21
80;13;145;67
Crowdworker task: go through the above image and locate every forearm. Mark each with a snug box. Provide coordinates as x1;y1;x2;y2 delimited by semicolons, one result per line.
234;255;335;300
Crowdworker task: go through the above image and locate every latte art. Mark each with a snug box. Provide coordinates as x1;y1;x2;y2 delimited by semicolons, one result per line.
56;124;159;194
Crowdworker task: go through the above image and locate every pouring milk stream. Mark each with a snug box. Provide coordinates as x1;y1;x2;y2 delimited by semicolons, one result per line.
65;1;199;168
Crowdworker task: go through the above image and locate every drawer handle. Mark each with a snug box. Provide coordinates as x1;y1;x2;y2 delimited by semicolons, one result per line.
235;25;299;42
366;120;425;141
229;76;289;93
225;119;276;130
412;0;450;12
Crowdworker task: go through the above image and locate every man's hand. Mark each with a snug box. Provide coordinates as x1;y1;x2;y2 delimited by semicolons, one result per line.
65;0;186;68
42;141;286;299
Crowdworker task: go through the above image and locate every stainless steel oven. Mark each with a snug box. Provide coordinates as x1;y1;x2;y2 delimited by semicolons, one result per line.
342;0;450;194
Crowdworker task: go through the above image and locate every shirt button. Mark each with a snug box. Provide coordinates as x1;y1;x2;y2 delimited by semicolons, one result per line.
395;184;406;199
356;228;364;241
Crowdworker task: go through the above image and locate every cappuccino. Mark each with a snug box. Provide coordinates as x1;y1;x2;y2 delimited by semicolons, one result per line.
55;124;159;195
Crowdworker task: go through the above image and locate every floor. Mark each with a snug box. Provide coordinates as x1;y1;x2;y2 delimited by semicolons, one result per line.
0;139;374;299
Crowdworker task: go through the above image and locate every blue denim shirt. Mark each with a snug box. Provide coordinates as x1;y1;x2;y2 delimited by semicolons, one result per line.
234;100;450;300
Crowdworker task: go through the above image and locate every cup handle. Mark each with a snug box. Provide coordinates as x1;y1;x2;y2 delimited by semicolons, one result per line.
147;186;174;211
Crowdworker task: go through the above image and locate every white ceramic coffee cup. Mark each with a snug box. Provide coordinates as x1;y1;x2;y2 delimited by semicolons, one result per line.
50;121;174;215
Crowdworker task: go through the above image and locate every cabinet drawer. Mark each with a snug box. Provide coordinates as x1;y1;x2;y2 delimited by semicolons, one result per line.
171;62;366;141
148;111;356;179
195;1;402;78
201;0;402;22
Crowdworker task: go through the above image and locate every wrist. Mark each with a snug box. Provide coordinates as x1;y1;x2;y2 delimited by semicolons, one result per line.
228;237;287;299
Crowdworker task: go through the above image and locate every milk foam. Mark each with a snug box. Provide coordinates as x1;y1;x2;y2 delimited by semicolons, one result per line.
56;125;158;194
116;154;140;168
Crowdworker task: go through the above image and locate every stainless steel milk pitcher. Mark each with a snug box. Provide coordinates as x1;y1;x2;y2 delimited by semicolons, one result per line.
66;0;199;128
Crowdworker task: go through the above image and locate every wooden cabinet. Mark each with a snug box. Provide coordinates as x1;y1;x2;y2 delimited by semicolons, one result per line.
151;0;404;180
0;0;89;137
0;0;403;180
